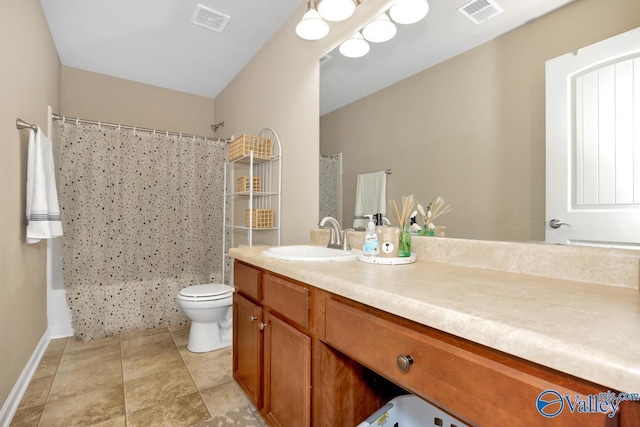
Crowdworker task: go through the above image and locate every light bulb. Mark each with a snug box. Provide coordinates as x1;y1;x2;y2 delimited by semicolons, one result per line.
318;0;356;22
389;0;429;25
339;32;370;58
296;7;329;40
362;13;397;43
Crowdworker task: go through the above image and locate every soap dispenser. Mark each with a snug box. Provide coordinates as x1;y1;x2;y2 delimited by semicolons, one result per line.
363;214;379;256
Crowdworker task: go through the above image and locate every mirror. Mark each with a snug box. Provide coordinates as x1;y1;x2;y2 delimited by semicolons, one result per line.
319;0;640;243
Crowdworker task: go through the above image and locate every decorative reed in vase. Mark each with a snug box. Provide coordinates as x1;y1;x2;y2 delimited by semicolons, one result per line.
390;195;416;257
417;196;452;236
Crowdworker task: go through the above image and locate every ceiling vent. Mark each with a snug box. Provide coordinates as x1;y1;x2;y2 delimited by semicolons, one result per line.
191;4;230;33
458;0;503;25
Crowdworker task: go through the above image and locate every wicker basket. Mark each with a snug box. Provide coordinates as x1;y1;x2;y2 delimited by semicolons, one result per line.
236;176;262;193
245;209;274;229
229;134;272;161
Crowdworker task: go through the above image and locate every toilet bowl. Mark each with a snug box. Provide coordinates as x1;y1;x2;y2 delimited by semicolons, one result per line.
176;283;233;353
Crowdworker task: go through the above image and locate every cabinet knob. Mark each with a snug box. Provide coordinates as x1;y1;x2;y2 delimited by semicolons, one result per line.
397;354;414;372
249;315;258;322
259;321;269;331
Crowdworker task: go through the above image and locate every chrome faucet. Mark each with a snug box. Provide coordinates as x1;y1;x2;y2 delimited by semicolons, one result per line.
318;216;351;250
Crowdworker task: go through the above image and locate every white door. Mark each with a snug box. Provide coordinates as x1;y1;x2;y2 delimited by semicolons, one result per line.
546;27;640;248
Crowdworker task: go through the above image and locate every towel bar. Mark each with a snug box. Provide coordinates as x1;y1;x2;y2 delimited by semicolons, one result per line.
16;118;37;131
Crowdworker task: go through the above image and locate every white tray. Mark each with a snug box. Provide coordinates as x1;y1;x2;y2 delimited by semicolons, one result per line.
358;253;416;264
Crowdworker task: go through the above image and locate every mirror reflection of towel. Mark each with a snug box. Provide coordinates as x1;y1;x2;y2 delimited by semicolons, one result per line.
26;127;63;243
353;171;386;228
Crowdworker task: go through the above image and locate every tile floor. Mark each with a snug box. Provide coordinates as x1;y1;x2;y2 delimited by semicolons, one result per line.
10;325;266;427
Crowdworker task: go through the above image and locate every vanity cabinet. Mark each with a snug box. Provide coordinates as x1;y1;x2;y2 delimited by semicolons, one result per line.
323;298;617;427
233;260;639;426
232;262;312;426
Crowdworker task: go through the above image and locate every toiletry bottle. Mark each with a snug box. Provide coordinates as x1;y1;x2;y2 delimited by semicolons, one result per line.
363;215;379;256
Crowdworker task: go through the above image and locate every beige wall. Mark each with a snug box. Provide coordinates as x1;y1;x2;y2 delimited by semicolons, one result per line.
62;66;216;137
0;0;61;407
215;0;392;245
321;0;640;242
1;3;218;410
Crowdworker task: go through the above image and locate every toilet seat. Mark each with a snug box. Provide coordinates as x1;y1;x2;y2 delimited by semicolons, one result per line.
178;283;233;302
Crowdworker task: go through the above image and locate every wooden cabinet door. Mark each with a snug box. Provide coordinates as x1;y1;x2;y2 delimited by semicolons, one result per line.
233;292;262;408
263;312;311;427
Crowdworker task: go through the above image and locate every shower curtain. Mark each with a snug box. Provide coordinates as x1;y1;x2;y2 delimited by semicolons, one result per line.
319;154;342;221
56;121;226;341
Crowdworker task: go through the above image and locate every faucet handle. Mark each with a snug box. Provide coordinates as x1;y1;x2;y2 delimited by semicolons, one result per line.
342;228;353;251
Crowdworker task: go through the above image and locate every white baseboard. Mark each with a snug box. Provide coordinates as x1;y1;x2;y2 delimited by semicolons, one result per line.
0;330;51;427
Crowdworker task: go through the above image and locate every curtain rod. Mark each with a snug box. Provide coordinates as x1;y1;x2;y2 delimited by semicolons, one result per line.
52;113;229;143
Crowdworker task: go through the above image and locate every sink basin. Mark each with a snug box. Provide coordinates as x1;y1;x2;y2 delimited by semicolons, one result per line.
262;245;359;262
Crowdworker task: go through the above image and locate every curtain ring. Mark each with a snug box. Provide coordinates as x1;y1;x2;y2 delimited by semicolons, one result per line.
61;116;66;124
118;124;121;131
98;121;101;130
133;126;136;134
75;118;79;125
153;129;156;135
179;133;182;138
166;130;169;137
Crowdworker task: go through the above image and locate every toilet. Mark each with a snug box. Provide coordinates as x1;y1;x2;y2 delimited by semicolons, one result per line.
176;283;233;353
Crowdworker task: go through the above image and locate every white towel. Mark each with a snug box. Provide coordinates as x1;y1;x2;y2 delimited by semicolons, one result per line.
353;171;386;228
26;127;63;243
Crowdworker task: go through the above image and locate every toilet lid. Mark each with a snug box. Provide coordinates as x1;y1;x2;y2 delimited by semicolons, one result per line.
179;283;233;299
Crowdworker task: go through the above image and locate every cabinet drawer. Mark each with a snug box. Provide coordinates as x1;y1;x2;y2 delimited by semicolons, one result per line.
263;274;309;329
324;298;613;427
234;262;261;300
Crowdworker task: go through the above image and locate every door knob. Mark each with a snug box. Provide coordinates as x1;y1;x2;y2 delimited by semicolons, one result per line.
397;354;414;372
249;315;258;322
549;219;570;229
259;321;269;331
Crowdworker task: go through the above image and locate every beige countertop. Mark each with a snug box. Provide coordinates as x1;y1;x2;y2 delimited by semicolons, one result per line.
229;241;640;393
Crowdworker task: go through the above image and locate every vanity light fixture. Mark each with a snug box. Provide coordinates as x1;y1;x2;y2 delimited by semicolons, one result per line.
339;31;370;58
296;1;330;40
389;0;430;25
318;0;356;22
362;12;397;43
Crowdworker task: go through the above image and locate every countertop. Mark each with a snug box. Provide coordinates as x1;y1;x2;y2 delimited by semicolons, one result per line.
229;244;640;393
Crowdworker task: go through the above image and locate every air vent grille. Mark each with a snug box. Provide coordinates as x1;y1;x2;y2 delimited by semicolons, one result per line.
458;0;503;24
191;4;230;33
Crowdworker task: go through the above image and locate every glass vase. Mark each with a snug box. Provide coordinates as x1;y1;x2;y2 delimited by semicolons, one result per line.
398;227;411;257
418;225;435;236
